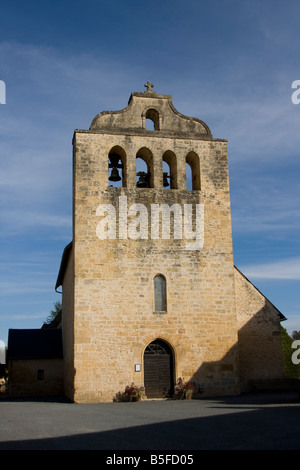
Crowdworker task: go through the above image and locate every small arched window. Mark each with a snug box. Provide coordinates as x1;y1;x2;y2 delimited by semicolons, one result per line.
153;274;167;312
145;108;160;131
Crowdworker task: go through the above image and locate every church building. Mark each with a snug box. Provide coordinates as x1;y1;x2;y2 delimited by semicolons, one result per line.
50;82;287;403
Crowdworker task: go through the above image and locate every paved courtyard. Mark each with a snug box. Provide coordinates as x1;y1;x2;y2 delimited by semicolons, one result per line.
1;391;300;450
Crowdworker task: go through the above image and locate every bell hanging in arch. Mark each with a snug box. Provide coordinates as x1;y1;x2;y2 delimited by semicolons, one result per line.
136;171;149;188
163;172;170;188
109;153;123;182
109;167;121;182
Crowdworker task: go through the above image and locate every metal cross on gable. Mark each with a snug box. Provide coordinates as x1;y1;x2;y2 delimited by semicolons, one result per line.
144;81;154;92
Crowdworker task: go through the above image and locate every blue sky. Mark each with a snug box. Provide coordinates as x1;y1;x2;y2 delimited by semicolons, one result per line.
0;0;300;346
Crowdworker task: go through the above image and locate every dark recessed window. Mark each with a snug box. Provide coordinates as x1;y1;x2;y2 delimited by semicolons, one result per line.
37;369;44;380
154;274;167;312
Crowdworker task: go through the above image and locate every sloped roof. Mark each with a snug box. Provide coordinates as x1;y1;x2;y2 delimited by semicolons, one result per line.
55;241;72;291
234;265;287;322
7;329;63;360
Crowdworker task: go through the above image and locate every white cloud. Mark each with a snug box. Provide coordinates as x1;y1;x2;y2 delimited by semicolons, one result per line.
0;313;46;321
0;280;53;296
0;251;61;300
1;209;71;231
0;207;71;239
230;176;300;235
240;257;300;280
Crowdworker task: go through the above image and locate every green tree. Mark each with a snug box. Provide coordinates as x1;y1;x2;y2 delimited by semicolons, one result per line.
292;330;300;340
281;326;300;378
46;300;62;325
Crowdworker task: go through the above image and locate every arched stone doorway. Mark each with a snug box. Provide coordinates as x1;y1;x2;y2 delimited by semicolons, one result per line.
144;339;174;398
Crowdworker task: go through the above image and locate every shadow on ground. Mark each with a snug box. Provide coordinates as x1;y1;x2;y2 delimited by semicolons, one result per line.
1;392;300;450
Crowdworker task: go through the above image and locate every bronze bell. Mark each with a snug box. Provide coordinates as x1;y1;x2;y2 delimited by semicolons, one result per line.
163;172;170;188
109;153;123;182
109;167;121;182
137;171;149;188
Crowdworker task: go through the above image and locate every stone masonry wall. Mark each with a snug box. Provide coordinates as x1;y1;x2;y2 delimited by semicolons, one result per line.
234;267;285;391
70;127;240;402
8;359;64;398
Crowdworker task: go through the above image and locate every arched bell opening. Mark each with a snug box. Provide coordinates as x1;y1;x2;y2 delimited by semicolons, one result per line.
136;147;154;188
108;146;127;187
186;151;200;190
163;150;177;189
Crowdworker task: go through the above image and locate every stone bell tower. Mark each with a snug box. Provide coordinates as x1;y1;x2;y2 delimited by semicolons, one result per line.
59;82;240;402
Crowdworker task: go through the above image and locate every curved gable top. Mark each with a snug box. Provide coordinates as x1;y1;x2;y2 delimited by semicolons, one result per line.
90;87;212;139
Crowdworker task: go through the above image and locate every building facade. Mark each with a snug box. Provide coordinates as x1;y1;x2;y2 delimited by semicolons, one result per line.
55;83;286;403
7;329;63;398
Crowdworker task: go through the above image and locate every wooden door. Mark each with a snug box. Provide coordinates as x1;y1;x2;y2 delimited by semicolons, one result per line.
144;339;174;398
